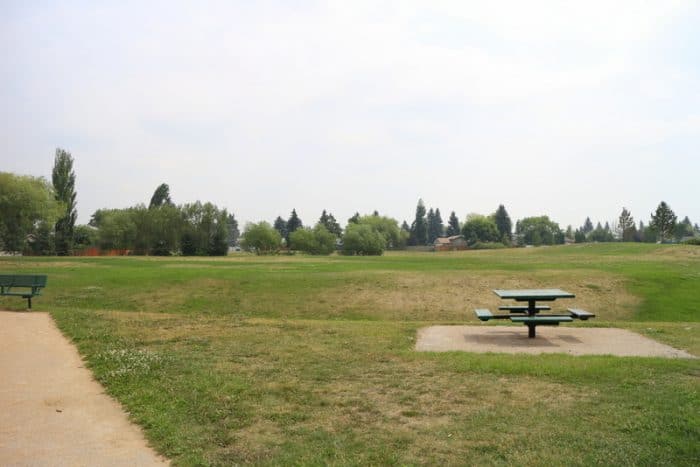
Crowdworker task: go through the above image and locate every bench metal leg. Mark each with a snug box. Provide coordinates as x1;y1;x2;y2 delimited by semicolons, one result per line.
27;296;31;309
527;323;536;338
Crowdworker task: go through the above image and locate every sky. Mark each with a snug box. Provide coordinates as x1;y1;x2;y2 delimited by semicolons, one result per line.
2;0;699;229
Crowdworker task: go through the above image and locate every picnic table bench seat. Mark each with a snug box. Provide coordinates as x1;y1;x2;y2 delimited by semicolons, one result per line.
498;305;551;313
474;308;493;321
510;316;574;324
0;274;48;309
568;308;595;320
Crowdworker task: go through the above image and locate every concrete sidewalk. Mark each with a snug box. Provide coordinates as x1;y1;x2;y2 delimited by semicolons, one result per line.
0;311;168;466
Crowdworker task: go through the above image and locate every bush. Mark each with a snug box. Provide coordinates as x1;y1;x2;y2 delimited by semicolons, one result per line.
289;224;336;255
341;223;386;255
240;222;282;255
683;237;700;245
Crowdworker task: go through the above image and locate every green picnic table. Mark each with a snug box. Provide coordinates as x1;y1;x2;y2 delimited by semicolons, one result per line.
474;289;594;338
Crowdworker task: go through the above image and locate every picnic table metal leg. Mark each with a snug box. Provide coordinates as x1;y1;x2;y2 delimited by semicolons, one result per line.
528;323;536;338
27;296;31;309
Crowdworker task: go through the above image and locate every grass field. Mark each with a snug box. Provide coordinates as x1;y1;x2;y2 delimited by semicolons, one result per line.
2;243;699;465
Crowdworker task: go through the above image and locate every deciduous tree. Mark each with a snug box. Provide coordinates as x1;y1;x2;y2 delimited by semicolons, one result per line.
0;172;61;252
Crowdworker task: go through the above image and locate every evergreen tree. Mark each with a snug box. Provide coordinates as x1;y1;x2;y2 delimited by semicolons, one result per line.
273;216;288;242
617;207;635;241
426;208;436;244
52;148;77;255
493;205;512;242
149;183;173;208
650;201;677;243
582;217;594;234
446;211;460;236
348;212;360;224
319;210;342;237
401;220;410;233
433;208;444;241
372;210;380;216
286;209;303;242
409;199;428;246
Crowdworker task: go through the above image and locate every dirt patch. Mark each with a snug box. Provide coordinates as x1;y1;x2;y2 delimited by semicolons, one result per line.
0;311;168;465
416;325;696;358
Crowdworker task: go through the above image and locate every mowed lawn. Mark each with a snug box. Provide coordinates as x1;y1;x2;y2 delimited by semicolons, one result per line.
1;243;699;465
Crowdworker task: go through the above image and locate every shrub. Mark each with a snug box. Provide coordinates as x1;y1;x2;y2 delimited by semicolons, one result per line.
683;237;700;245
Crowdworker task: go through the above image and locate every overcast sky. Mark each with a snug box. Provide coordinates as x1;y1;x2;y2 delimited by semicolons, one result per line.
2;1;699;229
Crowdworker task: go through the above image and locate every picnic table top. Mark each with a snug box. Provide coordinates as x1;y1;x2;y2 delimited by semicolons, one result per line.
493;289;575;300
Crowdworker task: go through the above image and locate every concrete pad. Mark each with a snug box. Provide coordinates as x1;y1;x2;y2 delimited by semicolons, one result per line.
0;311;168;466
416;325;695;358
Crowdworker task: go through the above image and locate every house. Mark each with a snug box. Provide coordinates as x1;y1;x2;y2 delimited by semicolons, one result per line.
433;235;468;251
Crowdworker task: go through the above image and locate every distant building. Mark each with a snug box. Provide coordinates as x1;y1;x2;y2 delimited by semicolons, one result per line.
434;235;468;251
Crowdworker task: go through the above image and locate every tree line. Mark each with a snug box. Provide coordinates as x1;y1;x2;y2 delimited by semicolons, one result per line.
1;148;698;256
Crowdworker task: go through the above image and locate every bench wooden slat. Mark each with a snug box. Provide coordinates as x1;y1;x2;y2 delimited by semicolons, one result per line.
568;308;595;320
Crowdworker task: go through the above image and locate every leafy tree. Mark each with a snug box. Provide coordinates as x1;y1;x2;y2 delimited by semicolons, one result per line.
372;210;379;216
574;229;586;243
409;199;428;246
461;214;500;245
97;209;137;250
241;222;281;255
0;172;61;252
149;183;173;209
516;216;564;246
493;205;512;243
73;225;97;248
446;211;460;236
290;223;336;255
27;220;54;255
319;210;342;237
341;223;386;255
348;212;361;224
179;202;229;255
273;216;288;242
226;213;240;246
617;208;635;241
286;209;303;242
52;148;77;255
357;215;403;249
650;201;677;243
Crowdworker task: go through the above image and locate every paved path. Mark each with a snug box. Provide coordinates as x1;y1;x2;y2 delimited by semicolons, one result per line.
416;325;696;357
0;311;168;466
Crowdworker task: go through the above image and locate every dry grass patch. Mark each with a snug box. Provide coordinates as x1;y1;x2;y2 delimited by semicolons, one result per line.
320;270;639;321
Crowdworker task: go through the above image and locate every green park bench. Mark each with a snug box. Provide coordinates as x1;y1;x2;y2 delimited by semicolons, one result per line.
0;274;48;309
